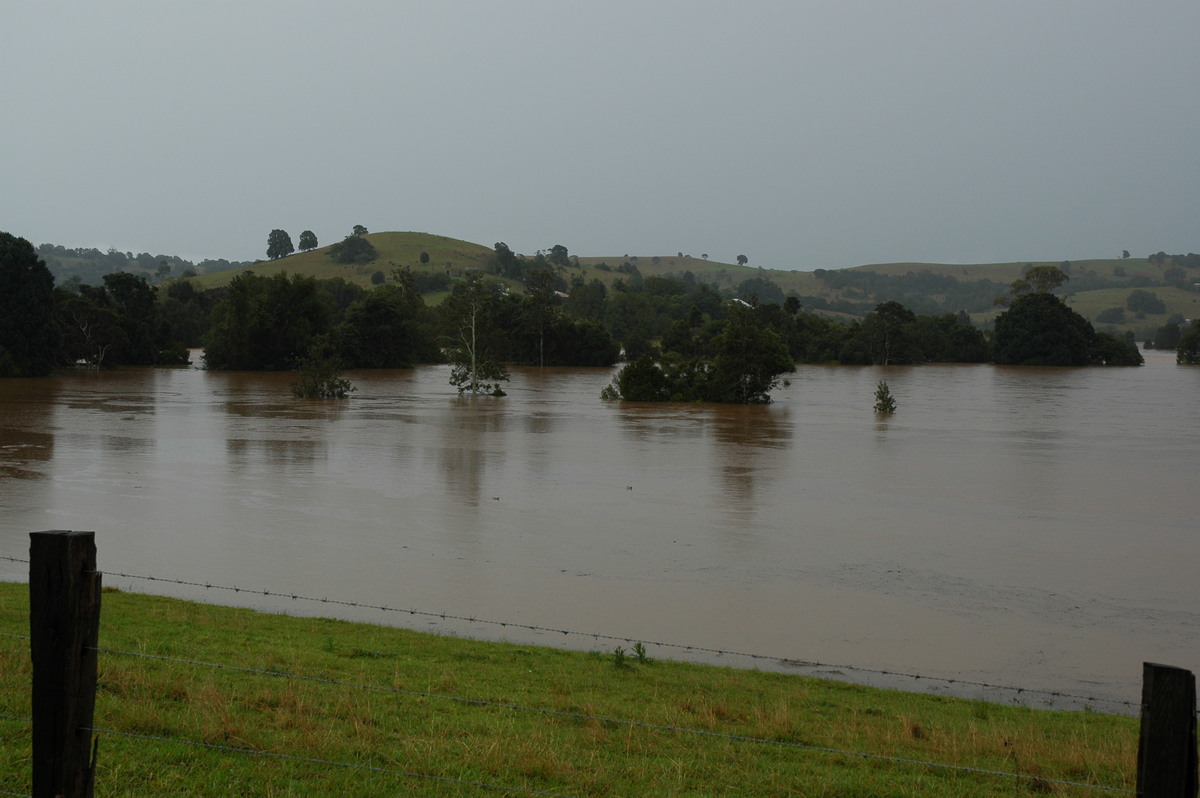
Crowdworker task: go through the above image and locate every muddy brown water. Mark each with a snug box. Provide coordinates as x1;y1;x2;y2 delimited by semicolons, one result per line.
2;350;1196;710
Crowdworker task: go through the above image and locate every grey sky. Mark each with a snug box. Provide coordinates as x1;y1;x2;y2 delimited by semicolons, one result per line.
3;1;1198;270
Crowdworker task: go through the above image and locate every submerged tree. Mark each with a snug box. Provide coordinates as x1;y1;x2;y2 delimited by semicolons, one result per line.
445;272;510;395
602;305;792;404
291;335;355;399
993;292;1094;366
873;380;897;414
1178;320;1200;365
0;232;59;377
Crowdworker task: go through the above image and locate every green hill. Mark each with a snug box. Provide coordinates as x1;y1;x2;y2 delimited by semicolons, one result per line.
187;232;496;290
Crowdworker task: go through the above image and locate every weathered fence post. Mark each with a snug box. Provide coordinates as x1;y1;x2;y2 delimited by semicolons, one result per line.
1137;662;1198;798
29;530;101;798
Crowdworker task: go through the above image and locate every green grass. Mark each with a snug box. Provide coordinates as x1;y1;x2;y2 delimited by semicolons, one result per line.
185;232;496;290
0;582;1137;796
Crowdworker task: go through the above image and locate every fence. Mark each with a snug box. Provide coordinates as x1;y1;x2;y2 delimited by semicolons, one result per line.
7;531;1199;797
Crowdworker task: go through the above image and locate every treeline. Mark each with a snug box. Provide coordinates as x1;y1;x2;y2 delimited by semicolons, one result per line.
35;243;251;287
809;268;1009;315
0;234;1158;399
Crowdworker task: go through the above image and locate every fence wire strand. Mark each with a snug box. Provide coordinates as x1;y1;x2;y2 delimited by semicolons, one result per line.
91;644;1134;794
93;566;1140;711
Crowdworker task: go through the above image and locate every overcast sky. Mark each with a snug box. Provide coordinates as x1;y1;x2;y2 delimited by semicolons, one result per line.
3;2;1198;271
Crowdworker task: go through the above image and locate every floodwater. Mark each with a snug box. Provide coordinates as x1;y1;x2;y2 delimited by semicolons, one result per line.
1;350;1196;711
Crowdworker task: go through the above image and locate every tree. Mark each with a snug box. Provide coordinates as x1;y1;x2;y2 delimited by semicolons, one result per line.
336;284;436;368
858;301;917;365
444;272;510;395
291;335;355;398
1126;289;1166;316
736;254;748;266
1121;249;1130;259
1149;319;1183;350
101;272;163;364
0;232;59;377
1090;332;1143;366
523;268;557;367
352;224;368;237
999;264;1069;306
993;292;1094;366
328;234;378;264
55;287;124;367
490;242;521;279
1178;320;1200;365
547;244;570;268
874;381;897;414
204;272;330;370
601;356;670;401
298;230;318;252
419;251;430;264
705;305;794;403
266;229;294;260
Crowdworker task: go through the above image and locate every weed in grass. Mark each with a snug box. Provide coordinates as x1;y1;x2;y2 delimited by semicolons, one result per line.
633;641;649;664
611;646;628;669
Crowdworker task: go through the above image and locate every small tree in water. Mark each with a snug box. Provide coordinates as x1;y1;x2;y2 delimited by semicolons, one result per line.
445;272;510;396
873;380;896;415
292;336;356;399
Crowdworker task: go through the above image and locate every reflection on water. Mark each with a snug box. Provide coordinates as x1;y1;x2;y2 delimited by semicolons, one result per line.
0;353;1197;709
437;398;509;507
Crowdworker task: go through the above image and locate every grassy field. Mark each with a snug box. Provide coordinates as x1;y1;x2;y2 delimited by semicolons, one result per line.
0;581;1137;796
185;232;498;291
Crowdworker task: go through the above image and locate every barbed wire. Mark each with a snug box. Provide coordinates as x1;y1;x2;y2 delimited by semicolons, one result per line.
91;566;1141;711
0;555;28;565
92;644;1133;793
84;725;575;797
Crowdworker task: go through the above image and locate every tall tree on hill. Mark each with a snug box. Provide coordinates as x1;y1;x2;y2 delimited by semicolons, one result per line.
266;229;294;260
547;244;570;268
490;242;521;279
328;234;377;264
298;230;318;252
0;232;59;377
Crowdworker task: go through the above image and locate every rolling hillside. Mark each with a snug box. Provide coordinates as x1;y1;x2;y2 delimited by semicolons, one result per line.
38;230;1200;338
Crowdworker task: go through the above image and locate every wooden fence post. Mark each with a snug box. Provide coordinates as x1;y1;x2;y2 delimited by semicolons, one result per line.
29;530;101;798
1137;662;1198;798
